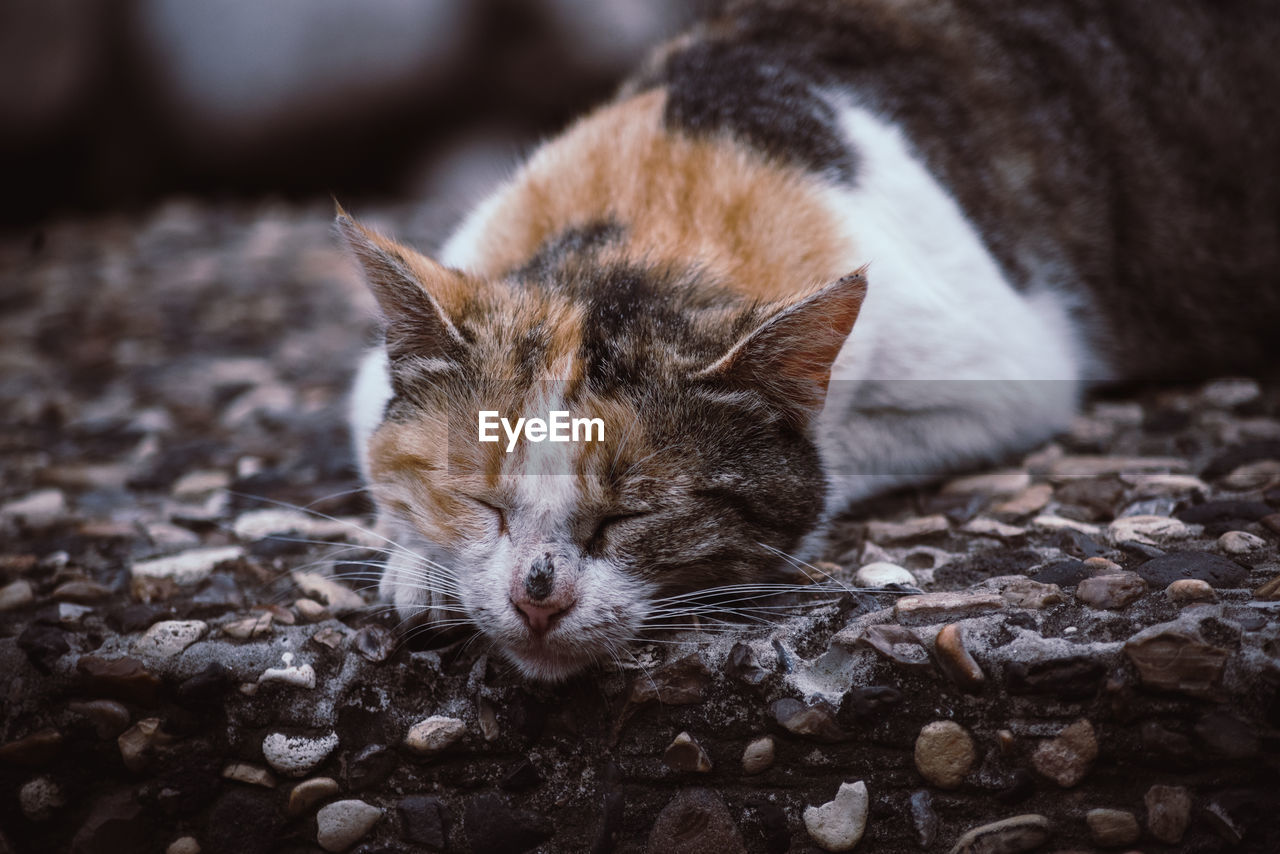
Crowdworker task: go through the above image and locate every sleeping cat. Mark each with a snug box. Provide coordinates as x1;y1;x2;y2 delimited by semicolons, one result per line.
341;0;1280;680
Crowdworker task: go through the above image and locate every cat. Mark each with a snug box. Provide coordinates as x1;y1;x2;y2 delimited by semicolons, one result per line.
341;0;1280;681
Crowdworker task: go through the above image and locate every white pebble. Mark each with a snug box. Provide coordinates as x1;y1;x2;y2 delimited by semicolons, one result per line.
0;579;35;612
133;620;208;658
804;780;869;852
316;799;383;852
262;731;339;777
131;546;244;585
1;489;67;527
292;571;365;616
404;716;466;755
1219;530;1267;555
854;562;915;588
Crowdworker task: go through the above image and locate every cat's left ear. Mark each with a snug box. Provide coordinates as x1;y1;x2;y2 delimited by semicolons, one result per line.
336;208;472;365
696;269;867;423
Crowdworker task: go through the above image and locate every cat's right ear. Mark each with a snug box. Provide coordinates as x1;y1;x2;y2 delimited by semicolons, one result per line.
336;209;471;365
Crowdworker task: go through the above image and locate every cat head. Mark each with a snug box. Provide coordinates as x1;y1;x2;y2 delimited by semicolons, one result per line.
339;213;865;680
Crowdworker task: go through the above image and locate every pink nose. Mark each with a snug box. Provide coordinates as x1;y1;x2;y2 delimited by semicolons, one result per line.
513;598;574;635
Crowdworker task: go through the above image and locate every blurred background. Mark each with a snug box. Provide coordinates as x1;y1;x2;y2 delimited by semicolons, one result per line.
1;0;703;230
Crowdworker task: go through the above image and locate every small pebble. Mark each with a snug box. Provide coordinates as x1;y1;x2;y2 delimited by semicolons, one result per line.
942;470;1031;496
1076;572;1147;609
166;837;201;854
960;517;1026;539
914;720;976;789
68;700;131;739
295;598;329;622
993;483;1053;516
172;470;231;499
854;561;915;587
1165;578;1217;604
0;579;35;611
999;577;1062;609
167;834;202;854
1145;784;1192;844
19;776;64;821
404;716;466;756
866;515;949;543
292;571;365;615
908;790;939;848
1083;556;1123;574
233;508;313;540
741;735;775;775
133;620;208;658
222;762;277;788
131;546;243;586
663;731;712;773
316;799;383;852
353;624;396;662
51;579;112;602
1219;530;1266;555
803;781;868;852
223;612;274;639
949;814;1051;854
1255;575;1280;600
934;624;985;692
1086;808;1140;847
117;717;168;772
259;653;316;689
0;489;68;527
262;731;339;777
895;592;1004;620
1220;459;1280;490
288;776;341;817
1031;719;1097;787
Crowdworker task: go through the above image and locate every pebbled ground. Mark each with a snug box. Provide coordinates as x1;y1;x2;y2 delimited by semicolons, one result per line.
2;201;1279;853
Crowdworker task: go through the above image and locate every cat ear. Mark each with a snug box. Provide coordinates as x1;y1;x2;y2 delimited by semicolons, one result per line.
336;207;470;364
697;269;867;423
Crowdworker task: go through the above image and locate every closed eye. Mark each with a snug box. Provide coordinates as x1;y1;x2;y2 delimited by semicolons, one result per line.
468;497;507;534
587;512;648;552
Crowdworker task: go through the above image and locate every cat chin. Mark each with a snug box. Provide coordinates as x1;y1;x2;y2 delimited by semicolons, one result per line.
501;643;595;683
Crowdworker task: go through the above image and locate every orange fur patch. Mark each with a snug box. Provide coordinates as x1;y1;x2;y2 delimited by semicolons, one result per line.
460;89;856;301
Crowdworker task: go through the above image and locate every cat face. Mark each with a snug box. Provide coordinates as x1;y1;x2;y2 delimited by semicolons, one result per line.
341;214;863;680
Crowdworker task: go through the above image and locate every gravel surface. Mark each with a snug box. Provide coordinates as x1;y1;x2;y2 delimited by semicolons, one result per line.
2;200;1279;852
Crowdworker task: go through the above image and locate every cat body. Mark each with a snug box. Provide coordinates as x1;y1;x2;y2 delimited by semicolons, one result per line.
344;0;1280;679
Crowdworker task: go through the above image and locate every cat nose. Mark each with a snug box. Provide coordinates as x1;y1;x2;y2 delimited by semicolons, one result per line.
513;598;573;635
525;553;555;601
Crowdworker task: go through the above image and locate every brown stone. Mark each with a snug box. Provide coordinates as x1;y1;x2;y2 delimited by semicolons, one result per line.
51;579;113;603
993;483;1053;517
913;720;976;789
222;762;278;788
117;717;172;772
1144;784;1192;844
1085;809;1140;847
934;624;985;692
67;700;131;739
663;732;712;773
1254;575;1280;601
1031;719;1098;787
772;698;845;741
1076;572;1147;609
1165;578;1217;604
1261;512;1280;536
288;777;340;817
0;729;64;766
76;655;163;705
1125;630;1230;698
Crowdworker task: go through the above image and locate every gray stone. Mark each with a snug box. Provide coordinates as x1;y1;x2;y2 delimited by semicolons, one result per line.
1;489;68;527
0;579;35;611
316;799;383;852
909;790;939;848
999;577;1063;609
648;788;746;854
866;515;949;543
1075;572;1147;609
19;776;64;821
914;720;976;789
858;624;932;672
803;781;868;852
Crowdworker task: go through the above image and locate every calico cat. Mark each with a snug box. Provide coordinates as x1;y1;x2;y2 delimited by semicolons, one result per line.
342;0;1280;680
